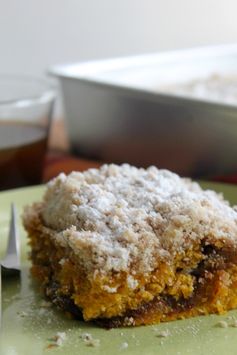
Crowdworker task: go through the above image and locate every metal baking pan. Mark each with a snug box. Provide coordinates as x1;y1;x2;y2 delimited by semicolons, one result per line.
50;44;237;178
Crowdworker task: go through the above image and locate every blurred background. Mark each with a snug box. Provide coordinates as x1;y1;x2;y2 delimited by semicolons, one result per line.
2;0;237;187
1;0;237;79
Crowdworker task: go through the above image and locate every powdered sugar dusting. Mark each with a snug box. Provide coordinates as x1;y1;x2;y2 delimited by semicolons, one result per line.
39;164;237;274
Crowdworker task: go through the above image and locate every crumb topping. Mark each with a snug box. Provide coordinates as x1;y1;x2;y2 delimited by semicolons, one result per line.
30;164;237;274
155;329;170;337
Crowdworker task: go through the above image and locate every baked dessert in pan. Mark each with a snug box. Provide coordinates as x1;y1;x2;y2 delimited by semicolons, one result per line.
23;164;237;328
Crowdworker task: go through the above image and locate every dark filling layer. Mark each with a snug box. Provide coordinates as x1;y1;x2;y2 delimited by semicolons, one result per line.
45;280;84;320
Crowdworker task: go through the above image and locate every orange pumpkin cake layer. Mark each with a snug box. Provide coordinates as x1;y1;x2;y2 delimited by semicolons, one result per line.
23;164;237;327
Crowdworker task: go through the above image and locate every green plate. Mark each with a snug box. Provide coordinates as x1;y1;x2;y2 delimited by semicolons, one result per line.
1;182;237;355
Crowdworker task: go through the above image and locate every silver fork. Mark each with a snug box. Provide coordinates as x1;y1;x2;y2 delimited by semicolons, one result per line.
1;204;21;276
1;203;21;327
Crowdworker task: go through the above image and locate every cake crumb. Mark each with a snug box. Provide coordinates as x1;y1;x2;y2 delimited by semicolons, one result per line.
127;275;138;290
124;316;135;326
231;319;237;327
54;332;67;346
102;285;118;293
80;332;100;347
47;332;67;348
216;320;228;328
156;329;170;337
120;342;128;350
46;344;57;350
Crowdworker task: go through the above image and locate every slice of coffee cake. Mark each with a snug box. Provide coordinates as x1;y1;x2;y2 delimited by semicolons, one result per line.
23;164;237;327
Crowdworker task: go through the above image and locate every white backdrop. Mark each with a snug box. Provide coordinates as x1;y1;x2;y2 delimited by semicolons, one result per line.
1;0;237;76
1;0;237;117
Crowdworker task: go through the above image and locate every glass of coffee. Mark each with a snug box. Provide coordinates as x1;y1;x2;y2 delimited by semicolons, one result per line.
0;75;55;191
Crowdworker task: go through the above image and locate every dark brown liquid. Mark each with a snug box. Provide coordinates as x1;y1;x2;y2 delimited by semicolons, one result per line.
0;121;48;190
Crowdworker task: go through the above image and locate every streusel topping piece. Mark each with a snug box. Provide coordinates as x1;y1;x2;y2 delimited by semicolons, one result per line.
39;164;237;273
